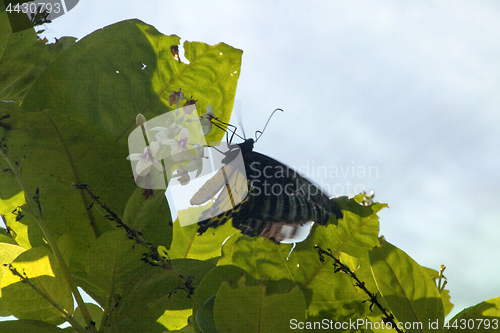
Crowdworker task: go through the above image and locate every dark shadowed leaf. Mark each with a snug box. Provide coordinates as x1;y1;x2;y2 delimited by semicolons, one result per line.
213;275;306;333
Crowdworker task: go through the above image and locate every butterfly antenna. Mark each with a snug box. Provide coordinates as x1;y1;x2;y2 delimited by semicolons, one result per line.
255;108;283;142
212;118;245;142
234;99;247;140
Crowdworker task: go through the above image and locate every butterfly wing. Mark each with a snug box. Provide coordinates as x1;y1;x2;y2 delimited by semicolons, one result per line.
193;164;249;222
242;151;342;222
197;145;342;242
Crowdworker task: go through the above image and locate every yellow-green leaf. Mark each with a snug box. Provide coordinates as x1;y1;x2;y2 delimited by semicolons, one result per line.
0;246;74;325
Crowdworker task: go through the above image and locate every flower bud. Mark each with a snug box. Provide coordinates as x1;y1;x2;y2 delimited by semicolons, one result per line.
169;89;185;106
136;114;147;127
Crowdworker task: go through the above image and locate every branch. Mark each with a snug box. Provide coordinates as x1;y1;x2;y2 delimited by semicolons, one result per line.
74;184;198;301
315;245;406;333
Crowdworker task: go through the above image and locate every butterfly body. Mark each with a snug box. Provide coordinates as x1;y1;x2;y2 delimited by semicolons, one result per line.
196;139;342;242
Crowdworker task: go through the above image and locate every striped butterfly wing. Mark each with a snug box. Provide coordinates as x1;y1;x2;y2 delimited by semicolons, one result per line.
191;162;249;222
197;139;342;242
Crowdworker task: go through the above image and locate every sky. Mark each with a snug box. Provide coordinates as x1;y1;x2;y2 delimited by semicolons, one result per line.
5;0;500;321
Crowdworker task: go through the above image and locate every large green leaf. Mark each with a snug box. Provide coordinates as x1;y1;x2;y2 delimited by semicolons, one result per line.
218;233;372;329
103;258;217;333
21;19;241;143
84;229;144;300
0;105;135;272
0;246;74;325
0;5;76;102
369;238;444;333
445;295;500;333
213;275;306;333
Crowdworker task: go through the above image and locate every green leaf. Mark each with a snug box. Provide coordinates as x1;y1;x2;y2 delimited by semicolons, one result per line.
218;231;296;281
0;226;16;245
103;258;217;333
218;232;373;329
56;234;74;267
314;196;384;258
193;264;245;332
0;8;76;102
0;242;25;316
444;295;500;333
196;295;217;333
21;19;242;143
195;264;245;308
213;275;306;333
122;188;172;248
0;187;43;250
84;230;144;299
101;265;179;333
0;246;74;325
0;320;65;332
440;289;454;319
157;308;193;331
217;196;386;329
0;104;135;274
168;219;238;260
0;103;24;200
369;238;444;333
73;303;104;331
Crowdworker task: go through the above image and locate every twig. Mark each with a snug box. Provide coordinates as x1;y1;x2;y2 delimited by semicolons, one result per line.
315;245;406;333
4;264;87;333
74;183;197;300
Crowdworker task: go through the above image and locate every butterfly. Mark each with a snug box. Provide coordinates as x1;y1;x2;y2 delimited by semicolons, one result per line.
191;115;342;243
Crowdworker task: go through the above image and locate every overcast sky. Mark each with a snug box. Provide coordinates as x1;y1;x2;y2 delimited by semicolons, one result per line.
9;0;500;320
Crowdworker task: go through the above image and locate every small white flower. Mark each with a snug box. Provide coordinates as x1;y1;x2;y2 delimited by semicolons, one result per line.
126;141;163;176
162;128;190;162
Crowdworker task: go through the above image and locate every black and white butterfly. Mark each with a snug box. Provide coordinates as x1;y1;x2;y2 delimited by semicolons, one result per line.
191;112;342;243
